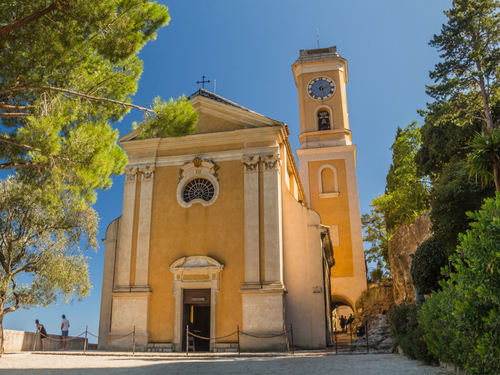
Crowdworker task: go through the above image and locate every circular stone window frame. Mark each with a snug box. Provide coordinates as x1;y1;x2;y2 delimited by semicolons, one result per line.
177;157;220;208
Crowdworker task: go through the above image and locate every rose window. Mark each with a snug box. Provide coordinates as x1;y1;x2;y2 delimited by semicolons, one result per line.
183;178;215;203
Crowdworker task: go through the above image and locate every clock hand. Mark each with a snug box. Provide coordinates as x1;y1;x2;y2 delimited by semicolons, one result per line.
319;85;326;98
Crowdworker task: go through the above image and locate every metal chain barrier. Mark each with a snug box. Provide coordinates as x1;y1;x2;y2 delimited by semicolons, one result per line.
239;330;291;339
187;330;237;341
35;323;296;355
185;324;294;355
42;331;86;342
86;331;134;342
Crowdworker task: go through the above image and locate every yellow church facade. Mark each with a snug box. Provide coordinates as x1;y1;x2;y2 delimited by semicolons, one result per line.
98;47;366;352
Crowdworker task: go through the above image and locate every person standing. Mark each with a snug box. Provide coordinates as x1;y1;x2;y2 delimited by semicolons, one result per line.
346;314;353;332
340;315;346;332
35;320;47;351
61;314;70;350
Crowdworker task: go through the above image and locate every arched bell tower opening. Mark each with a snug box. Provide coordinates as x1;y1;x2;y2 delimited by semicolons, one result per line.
317;109;331;131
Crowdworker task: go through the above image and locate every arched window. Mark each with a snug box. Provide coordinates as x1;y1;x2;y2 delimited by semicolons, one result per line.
317;110;331;131
318;164;339;198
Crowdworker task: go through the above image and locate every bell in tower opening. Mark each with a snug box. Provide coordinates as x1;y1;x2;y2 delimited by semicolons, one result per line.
317;110;331;131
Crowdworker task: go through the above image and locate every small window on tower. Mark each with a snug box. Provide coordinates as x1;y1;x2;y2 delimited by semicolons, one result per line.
317;110;331;131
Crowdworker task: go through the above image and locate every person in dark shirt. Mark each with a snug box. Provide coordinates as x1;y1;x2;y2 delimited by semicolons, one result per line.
35;319;47;351
340;316;346;332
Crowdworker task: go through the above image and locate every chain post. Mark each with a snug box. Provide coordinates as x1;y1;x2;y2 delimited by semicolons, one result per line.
186;325;189;356
335;321;338;354
132;325;136;355
237;325;240;355
290;324;294;355
84;326;88;353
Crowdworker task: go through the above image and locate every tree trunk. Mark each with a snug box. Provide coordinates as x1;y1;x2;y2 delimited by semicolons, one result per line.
476;59;494;130
493;158;500;192
0;313;4;356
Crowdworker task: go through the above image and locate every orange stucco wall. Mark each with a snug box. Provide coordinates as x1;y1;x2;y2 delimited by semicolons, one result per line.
308;159;353;278
147;160;244;342
296;69;349;135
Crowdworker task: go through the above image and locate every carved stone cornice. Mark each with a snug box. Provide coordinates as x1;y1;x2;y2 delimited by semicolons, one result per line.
139;165;156;181
178;157;220;184
242;156;260;172
262;154;281;171
124;167;139;182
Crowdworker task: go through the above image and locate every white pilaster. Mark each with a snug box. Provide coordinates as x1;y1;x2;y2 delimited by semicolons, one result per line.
242;156;261;286
115;167;138;290
134;165;155;290
262;154;283;285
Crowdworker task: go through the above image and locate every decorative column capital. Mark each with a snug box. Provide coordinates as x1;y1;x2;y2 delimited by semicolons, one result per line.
124;167;139;182
242;156;260;172
262;154;281;171
140;165;156;181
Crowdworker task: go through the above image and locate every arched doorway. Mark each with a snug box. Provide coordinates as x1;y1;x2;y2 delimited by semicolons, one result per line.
331;294;355;333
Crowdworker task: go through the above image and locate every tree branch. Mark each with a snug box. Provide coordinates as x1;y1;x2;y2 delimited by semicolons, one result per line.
0;0;61;37
458;108;487;122
0;162;41;170
0;105;29;111
0;113;33;118
0;136;83;166
2;280;20;315
0;86;156;114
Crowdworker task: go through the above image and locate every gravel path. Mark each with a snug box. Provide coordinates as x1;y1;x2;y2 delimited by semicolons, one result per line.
0;353;450;375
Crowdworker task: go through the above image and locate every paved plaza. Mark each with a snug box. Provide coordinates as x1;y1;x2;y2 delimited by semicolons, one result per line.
0;352;450;374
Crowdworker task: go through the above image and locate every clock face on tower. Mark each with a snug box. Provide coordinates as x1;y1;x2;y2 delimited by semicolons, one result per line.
307;76;336;100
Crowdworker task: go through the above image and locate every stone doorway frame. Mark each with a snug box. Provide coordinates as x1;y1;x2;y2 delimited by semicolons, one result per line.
169;256;224;352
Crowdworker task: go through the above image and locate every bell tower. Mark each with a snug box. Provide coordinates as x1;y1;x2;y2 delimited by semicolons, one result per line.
293;47;367;311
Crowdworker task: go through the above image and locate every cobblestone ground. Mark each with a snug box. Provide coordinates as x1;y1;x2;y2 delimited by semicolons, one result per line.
0;353;450;375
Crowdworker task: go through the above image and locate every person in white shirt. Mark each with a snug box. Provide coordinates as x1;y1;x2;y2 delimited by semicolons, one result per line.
61;314;70;350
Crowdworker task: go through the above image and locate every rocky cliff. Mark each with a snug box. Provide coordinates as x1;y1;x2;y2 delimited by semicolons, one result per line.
388;212;432;304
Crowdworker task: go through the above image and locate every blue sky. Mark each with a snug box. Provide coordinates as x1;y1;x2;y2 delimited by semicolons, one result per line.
5;0;453;342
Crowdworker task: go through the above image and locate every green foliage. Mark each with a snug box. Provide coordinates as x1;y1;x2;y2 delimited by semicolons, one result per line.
419;291;469;368
467;130;500;191
418;193;500;374
361;206;390;271
134;96;199;140
388;301;435;363
430;161;495;251
0;0;188;204
412;237;448;295
415;118;481;182
423;0;500;192
0;177;97;320
426;0;500;130
363;122;430;271
372;122;430;232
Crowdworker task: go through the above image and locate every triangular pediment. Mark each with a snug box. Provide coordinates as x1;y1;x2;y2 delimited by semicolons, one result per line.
118;90;283;142
189;90;282;134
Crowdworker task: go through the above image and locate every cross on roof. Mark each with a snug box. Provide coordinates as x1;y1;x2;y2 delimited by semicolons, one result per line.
197;76;210;89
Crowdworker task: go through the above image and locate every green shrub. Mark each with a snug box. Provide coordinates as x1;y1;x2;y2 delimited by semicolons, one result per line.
447;194;500;374
419;290;470;368
418;193;500;374
412;237;449;294
388;301;436;363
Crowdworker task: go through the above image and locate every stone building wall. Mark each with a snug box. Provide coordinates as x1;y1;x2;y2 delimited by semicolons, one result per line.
388;212;432;304
354;281;394;324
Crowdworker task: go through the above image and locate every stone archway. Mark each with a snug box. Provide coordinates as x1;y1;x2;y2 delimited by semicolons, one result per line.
331;294;355;332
